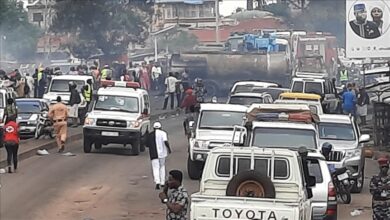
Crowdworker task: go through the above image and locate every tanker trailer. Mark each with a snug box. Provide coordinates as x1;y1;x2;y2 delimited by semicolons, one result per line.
170;34;292;96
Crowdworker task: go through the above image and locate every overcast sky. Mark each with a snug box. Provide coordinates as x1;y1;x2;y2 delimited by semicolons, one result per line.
220;0;247;16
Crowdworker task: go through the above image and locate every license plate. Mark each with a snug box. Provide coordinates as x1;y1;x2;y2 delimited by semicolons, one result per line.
101;131;119;136
337;173;349;181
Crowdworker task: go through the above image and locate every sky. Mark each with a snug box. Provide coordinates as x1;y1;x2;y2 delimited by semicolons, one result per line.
220;0;247;16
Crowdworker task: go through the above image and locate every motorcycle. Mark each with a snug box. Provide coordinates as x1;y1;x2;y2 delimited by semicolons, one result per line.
35;112;55;139
331;167;354;204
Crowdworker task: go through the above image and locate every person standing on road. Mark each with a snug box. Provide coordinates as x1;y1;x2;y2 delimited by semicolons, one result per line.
370;157;390;220
146;122;171;190
82;79;93;112
159;170;189;220
5;98;18;122
163;72;179;110
3;118;20;173
357;87;369;125
342;83;357;116
180;89;197;114
68;82;81;127
48;96;69;153
338;66;349;86
151;64;162;91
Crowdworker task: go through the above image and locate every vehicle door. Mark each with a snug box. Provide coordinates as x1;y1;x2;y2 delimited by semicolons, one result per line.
324;80;338;113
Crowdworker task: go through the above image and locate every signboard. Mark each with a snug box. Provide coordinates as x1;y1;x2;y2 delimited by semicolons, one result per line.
346;0;390;58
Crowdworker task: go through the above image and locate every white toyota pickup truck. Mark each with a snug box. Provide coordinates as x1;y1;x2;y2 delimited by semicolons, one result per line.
191;147;315;220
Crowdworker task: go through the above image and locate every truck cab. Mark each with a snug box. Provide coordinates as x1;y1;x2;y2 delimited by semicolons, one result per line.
83;81;150;155
191;147;315;220
187;103;247;179
43;75;95;121
290;77;339;113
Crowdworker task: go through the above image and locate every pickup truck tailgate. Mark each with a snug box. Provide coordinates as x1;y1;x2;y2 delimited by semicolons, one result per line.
191;194;301;220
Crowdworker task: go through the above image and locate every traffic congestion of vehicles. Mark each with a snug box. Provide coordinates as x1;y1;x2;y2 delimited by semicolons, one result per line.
0;25;387;220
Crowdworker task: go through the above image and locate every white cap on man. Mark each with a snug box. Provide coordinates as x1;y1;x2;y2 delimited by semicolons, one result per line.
153;121;162;129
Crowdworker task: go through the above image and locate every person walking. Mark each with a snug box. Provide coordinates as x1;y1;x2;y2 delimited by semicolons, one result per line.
342;83;357;116
3;118;20;173
357;87;369;125
33;67;46;98
68;82;81;127
48;96;69;153
5;98;18;122
140;63;151;90
159;170;189;220
180;89;197;114
370;157;390;220
146;122;171;190
163;72;179;110
151;64;162;91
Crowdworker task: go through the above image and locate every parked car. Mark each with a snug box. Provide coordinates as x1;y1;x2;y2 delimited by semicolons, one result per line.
15;98;50;137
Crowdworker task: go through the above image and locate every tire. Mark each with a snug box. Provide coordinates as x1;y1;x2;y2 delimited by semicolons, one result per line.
83;138;92;153
338;184;351;204
140;131;148;153
187;156;203;180
35;125;42;139
226;170;276;199
131;137;140;155
95;142;102;150
351;167;364;193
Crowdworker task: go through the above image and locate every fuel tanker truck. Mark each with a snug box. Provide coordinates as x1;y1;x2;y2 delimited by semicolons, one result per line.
170;33;292;96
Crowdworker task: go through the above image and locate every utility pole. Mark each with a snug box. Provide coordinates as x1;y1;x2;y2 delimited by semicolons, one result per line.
0;35;5;66
215;0;220;43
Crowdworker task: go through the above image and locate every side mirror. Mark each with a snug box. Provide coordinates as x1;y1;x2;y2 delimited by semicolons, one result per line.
232;125;247;145
307;176;316;187
142;108;148;115
306;188;313;199
359;134;370;143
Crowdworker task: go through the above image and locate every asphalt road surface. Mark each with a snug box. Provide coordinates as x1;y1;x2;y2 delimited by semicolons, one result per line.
0;115;378;220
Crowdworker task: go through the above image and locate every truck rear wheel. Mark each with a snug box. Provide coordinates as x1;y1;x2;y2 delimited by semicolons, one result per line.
84;138;92;153
226;170;275;198
131;137;140;155
187;156;203;180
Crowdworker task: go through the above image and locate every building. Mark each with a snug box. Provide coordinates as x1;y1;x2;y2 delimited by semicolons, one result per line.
26;0;56;30
153;0;218;31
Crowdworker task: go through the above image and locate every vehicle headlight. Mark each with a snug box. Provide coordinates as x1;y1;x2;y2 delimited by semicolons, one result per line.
345;149;361;158
127;120;142;128
194;140;209;148
84;118;95;125
27;120;37;125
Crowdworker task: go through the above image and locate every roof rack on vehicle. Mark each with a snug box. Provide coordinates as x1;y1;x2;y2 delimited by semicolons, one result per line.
100;80;140;89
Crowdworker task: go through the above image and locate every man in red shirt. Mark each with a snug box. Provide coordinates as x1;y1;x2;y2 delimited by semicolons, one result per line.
180;89;197;114
3;119;20;173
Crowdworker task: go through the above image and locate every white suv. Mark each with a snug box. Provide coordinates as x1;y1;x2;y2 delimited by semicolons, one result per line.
83;81;150;155
317;114;370;193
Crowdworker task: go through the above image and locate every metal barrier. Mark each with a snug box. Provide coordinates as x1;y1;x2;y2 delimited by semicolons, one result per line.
373;101;390;148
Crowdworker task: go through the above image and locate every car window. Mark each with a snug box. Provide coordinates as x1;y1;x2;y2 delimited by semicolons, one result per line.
228;96;263;106
95;95;139;113
307;159;323;183
252;127;317;149
292;81;303;92
304;82;323;95
199;111;244;129
15;101;42;113
319;122;355;141
50;79;85;92
216;156;287;180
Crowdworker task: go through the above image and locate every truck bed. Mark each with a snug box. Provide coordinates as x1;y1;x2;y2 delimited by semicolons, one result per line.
191;193;303;220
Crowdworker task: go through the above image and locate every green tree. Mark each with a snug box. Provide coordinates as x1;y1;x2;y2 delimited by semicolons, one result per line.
0;0;41;61
51;0;152;60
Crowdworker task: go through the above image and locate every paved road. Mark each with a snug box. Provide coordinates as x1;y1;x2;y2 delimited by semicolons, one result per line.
0;115;378;220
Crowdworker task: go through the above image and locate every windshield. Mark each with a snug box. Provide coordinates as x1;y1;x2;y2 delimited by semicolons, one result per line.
304;82;323;94
199;111;244;129
50;80;85;92
292;81;304;92
319;123;356;141
252;127;317;149
229;96;263;105
95;95;139;113
297;57;325;73
16;102;42;113
253;88;288;100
